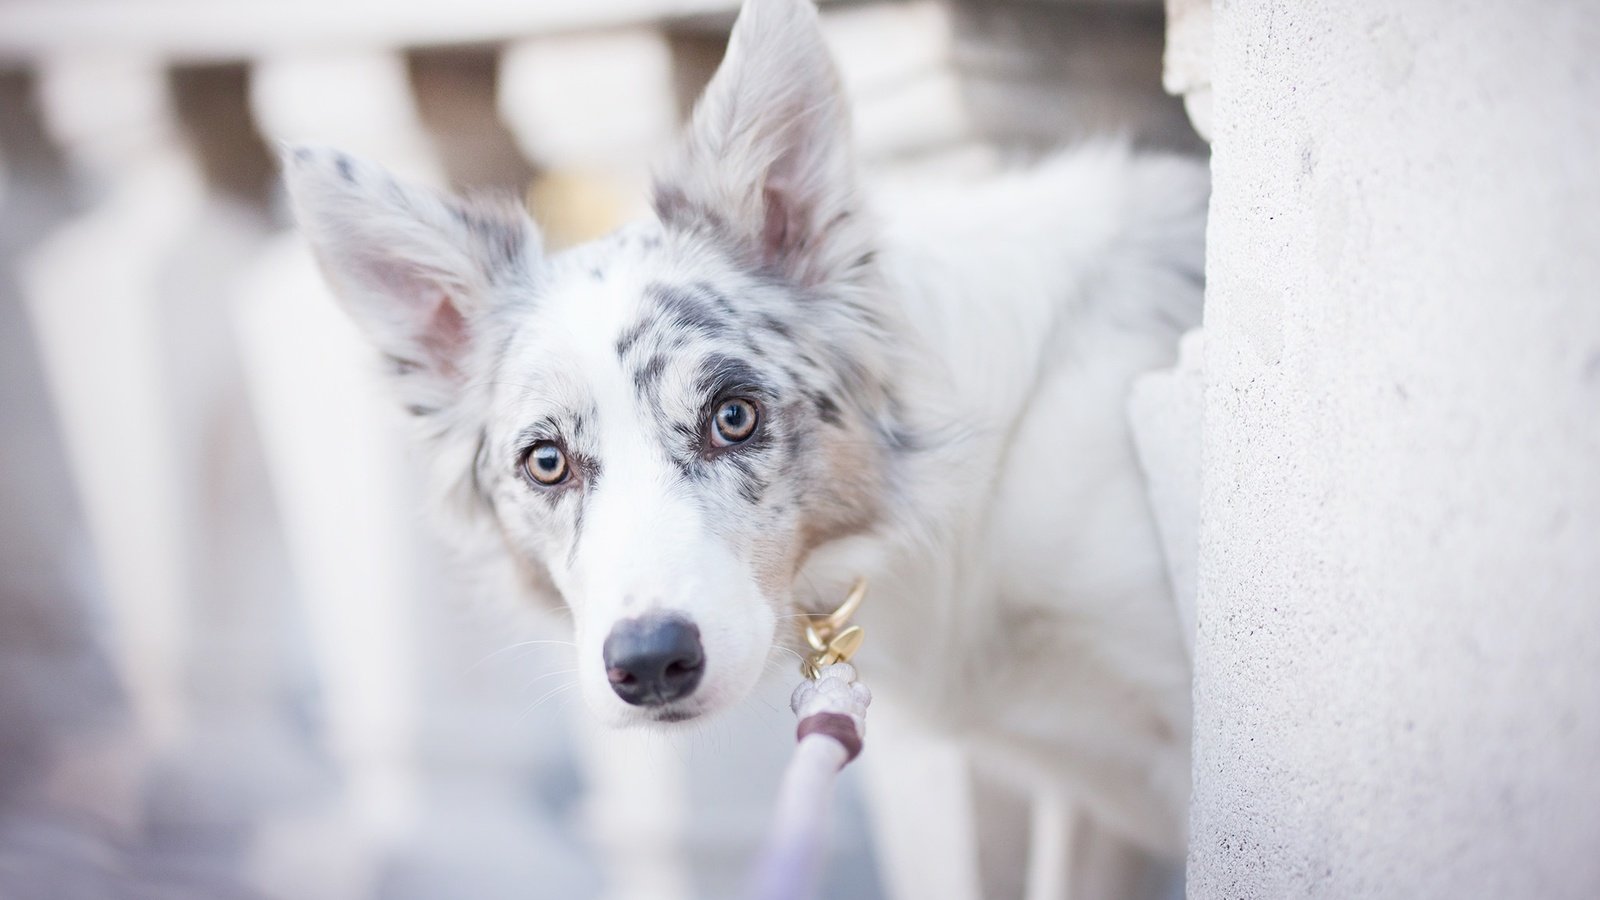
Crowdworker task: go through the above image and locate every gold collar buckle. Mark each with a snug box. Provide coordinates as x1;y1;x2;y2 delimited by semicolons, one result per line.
800;578;867;679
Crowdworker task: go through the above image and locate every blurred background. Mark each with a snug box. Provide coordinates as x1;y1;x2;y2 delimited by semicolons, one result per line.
0;1;1201;897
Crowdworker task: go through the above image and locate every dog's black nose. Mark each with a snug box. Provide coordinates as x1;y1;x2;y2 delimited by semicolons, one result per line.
603;614;705;707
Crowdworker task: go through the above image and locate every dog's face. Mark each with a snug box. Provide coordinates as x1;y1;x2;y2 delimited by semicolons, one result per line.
285;0;891;726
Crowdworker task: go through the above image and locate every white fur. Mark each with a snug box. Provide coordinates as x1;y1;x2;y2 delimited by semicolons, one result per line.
284;0;1204;870
829;147;1204;854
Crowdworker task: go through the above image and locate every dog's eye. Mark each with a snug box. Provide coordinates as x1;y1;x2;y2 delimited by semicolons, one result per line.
523;441;569;486
710;398;759;446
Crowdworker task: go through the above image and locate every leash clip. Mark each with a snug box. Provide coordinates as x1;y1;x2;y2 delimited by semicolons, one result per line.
801;578;866;679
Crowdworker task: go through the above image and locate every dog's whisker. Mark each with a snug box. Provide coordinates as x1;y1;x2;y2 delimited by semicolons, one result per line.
520;667;580;691
518;681;581;722
469;638;578;672
770;645;806;664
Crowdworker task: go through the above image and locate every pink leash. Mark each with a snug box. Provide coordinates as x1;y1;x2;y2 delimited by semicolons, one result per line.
749;581;872;900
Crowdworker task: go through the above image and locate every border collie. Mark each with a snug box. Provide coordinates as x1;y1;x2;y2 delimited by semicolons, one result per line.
284;0;1204;875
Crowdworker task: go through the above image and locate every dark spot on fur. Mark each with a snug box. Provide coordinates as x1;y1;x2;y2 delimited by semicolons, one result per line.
758;314;793;339
812;393;842;426
406;404;435;417
634;354;668;394
675;456;706;483
674;199;731;238
697;354;768;404
336;155;355;184
385;354;424;376
741;334;767;359
784;422;804;460
725;454;768;504
738;477;766;504
782;366;817;398
293;146;312;163
559;446;601;503
653;185;691;224
695;282;736;315
616;318;650;358
591;267;604;280
671;421;706;476
647;282;728;337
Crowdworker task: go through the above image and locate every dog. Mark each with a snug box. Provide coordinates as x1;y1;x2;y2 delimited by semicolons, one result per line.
284;0;1204;888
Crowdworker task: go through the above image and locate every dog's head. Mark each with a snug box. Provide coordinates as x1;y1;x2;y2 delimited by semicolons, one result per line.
284;0;893;726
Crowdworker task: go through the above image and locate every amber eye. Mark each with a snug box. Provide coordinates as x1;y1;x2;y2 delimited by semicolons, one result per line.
523;441;569;485
711;398;759;446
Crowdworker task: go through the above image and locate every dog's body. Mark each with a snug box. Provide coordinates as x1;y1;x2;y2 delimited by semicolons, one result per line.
286;0;1203;881
828;149;1204;858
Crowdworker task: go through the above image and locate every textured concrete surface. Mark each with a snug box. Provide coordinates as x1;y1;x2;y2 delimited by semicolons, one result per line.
1191;2;1600;897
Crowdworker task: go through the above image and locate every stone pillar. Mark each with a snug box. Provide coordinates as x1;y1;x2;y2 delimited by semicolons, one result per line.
1190;2;1600;897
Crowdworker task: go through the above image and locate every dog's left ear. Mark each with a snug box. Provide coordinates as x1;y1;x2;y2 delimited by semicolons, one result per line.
282;146;540;419
654;0;870;287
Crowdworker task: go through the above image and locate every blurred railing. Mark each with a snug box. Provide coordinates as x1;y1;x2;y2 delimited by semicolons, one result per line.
0;2;1193;897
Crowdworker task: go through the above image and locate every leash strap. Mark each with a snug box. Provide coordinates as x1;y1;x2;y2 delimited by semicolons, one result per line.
749;580;872;900
750;662;872;900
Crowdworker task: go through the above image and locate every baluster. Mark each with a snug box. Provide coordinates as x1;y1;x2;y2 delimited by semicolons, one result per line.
22;53;201;788
1025;792;1079;900
498;27;674;245
234;49;434;898
821;0;976;170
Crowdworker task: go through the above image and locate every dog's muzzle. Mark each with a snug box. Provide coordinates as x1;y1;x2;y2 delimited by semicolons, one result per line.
602;613;705;706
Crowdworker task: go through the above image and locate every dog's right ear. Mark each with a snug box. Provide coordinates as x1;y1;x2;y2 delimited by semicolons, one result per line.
654;0;869;289
281;145;540;417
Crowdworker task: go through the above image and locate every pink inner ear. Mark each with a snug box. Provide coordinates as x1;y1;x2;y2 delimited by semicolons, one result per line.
761;176;813;274
761;182;792;267
419;295;468;378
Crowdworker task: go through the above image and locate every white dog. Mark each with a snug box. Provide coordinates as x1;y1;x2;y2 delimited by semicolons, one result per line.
285;0;1204;890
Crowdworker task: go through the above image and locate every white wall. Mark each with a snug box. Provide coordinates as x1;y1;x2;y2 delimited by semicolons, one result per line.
1190;1;1600;897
